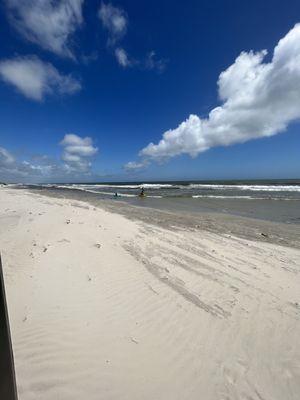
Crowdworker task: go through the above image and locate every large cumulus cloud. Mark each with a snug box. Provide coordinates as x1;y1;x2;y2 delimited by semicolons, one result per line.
136;24;300;163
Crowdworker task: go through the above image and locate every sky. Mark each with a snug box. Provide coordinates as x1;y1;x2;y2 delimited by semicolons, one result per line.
0;0;300;183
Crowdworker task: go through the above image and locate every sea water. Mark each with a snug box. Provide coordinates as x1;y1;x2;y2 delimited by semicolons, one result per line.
21;179;300;224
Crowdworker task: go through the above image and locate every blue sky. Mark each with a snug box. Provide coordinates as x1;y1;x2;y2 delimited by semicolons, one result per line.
0;0;300;182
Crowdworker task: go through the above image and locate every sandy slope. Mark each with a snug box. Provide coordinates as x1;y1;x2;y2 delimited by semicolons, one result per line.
0;188;300;400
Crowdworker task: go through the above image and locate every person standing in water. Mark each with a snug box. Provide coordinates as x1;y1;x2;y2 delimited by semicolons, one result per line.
140;187;145;197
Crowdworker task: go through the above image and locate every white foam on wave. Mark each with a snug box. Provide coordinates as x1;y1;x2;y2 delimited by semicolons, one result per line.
188;184;300;192
57;183;300;192
40;183;300;199
192;195;259;199
69;183;170;189
60;183;177;190
141;183;175;189
192;195;297;200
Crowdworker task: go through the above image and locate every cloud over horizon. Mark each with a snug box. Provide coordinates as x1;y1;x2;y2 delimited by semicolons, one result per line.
131;23;300;164
0;146;55;180
60;134;98;173
0;134;99;182
5;0;84;58
0;56;81;101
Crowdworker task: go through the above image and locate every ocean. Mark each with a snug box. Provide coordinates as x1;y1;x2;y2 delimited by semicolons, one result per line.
21;179;300;224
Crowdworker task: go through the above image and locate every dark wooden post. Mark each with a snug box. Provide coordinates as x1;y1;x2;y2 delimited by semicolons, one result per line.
0;255;18;399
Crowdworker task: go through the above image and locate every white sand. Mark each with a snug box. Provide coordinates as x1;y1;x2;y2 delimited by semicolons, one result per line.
1;188;300;400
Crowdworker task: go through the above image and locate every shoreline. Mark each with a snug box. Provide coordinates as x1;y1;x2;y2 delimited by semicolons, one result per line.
23;186;300;249
1;187;300;400
19;181;300;226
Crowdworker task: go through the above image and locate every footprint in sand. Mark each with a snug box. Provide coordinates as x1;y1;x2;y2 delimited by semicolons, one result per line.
58;239;71;244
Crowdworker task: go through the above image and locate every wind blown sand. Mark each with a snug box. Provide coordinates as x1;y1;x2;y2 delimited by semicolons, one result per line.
0;188;300;400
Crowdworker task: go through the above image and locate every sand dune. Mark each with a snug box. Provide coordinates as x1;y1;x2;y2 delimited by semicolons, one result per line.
0;188;300;400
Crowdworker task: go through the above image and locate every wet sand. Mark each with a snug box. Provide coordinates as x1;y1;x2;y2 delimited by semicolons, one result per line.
25;185;300;249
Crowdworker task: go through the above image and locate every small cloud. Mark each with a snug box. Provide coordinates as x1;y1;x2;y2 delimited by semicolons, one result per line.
98;2;128;45
98;3;166;72
5;0;84;59
0;56;81;101
60;134;98;173
115;48;165;71
22;160;53;175
124;160;149;172
115;47;132;68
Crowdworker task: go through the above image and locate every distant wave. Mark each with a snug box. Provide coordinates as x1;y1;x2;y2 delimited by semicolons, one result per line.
71;183;176;189
193;195;261;199
59;183;175;189
47;183;300;192
188;184;300;192
32;182;300;202
191;195;297;200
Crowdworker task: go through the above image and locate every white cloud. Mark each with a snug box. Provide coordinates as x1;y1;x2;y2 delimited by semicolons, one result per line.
0;56;81;101
115;47;132;67
0;134;99;182
5;0;84;58
60;134;98;173
21;160;53;175
0;147;55;180
98;2;127;45
114;49;165;70
138;24;300;161
124;160;149;172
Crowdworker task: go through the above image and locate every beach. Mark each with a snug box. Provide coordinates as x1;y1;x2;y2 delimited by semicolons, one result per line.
1;186;300;399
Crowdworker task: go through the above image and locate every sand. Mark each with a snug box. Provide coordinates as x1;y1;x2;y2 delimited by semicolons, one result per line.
1;187;300;400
